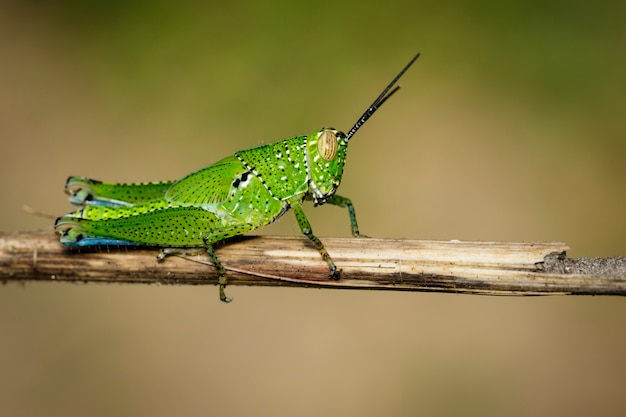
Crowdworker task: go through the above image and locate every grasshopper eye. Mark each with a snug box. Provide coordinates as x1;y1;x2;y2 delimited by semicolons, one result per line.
318;130;338;161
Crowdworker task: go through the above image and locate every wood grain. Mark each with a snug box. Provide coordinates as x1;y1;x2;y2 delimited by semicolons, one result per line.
1;231;625;296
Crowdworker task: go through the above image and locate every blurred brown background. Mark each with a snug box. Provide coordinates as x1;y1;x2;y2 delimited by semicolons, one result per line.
1;1;624;416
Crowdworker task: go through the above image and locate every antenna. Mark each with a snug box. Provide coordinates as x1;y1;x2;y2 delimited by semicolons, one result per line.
345;52;420;141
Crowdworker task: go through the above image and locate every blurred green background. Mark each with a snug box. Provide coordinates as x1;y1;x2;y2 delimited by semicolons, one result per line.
1;1;624;416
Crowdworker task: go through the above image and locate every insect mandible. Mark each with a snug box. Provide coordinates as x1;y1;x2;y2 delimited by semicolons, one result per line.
55;53;420;302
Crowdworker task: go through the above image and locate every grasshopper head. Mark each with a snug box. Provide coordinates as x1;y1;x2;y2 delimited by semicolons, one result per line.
307;127;348;205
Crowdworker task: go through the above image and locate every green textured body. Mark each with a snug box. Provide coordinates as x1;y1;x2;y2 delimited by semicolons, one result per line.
56;129;350;248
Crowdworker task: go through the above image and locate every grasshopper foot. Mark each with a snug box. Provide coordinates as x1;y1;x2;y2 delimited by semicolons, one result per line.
220;285;232;303
219;273;232;303
157;247;204;262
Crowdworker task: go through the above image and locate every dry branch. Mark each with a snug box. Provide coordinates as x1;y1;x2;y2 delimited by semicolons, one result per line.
1;231;625;296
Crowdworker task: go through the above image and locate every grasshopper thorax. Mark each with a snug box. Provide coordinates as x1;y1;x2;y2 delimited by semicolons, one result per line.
307;127;348;205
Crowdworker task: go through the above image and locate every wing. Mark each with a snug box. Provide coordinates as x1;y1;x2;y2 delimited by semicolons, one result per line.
165;156;247;206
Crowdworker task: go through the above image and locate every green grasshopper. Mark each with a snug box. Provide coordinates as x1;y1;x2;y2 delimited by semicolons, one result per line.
55;53;420;302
